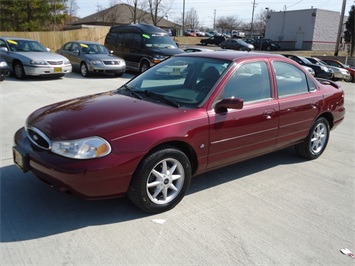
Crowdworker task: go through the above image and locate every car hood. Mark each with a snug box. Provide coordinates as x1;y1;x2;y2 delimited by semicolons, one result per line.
26;91;190;141
148;47;184;56
12;51;68;61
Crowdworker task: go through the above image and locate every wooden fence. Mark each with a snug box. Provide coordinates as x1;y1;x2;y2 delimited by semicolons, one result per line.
0;27;111;51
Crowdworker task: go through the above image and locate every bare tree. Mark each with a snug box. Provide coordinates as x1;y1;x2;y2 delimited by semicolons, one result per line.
215;16;240;33
125;0;149;23
184;8;199;29
67;0;79;17
147;0;173;26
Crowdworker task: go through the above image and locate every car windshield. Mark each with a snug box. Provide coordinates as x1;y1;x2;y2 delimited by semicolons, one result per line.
143;33;177;48
121;56;232;107
299;56;313;65
7;39;47;52
80;43;109;54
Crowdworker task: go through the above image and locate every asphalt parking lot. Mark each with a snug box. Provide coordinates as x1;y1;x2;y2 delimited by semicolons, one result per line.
1;72;354;265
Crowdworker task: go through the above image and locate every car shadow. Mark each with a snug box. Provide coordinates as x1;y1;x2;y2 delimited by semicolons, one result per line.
4;72;136;81
0;147;304;242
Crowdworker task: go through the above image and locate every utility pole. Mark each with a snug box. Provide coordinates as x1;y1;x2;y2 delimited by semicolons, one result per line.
334;0;347;56
182;0;185;35
250;0;257;38
213;9;216;30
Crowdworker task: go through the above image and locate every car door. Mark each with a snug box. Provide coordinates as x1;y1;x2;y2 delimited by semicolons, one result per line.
272;60;323;149
207;60;279;169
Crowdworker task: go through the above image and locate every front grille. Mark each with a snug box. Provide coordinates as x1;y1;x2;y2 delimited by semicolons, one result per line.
47;61;64;65
26;127;51;150
103;60;119;65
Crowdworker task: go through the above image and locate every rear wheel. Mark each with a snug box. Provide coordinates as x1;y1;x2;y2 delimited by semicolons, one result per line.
14;62;26;79
295;117;330;160
127;145;191;213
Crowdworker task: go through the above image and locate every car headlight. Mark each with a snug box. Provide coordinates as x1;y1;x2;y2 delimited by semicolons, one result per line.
0;61;8;67
51;136;111;159
64;59;70;65
152;54;167;64
89;60;104;66
30;60;48;65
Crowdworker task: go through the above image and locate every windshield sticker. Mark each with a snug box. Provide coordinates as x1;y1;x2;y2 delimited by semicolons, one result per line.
7;40;18;45
80;43;89;47
142;34;150;39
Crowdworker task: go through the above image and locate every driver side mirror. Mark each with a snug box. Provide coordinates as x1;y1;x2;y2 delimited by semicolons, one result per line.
215;97;243;114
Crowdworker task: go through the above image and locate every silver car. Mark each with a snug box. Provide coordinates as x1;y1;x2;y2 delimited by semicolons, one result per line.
57;41;126;77
0;37;72;79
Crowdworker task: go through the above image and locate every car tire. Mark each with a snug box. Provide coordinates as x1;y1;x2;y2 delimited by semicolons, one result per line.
0;74;4;81
295;117;330;160
238;47;244;51
344;74;353;83
140;61;150;73
266;46;271;51
13;61;26;79
202;42;207;46
114;73;123;77
127;145;192;214
80;62;90;77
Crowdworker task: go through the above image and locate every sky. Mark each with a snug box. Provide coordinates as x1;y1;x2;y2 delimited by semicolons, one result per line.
75;0;353;28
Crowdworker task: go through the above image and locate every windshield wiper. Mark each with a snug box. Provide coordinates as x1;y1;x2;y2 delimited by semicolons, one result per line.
119;84;143;100
144;90;180;108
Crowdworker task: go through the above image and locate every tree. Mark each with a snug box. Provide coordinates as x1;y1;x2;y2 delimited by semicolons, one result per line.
0;0;70;31
344;5;355;56
215;16;240;33
125;0;149;23
184;8;199;30
147;0;173;26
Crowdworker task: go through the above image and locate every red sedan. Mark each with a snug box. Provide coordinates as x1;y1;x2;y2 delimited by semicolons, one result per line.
13;51;345;213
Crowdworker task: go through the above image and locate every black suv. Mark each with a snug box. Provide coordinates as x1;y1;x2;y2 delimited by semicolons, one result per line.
200;36;225;46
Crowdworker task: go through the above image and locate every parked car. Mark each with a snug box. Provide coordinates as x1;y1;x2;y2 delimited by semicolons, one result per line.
220;39;255;51
248;38;281;51
183;47;214;53
282;54;333;80
0;37;72;79
200;36;225;46
306;57;350;81
13;51;345;214
0;58;10;81
321;59;355;82
302;65;315;76
57;41;126;77
105;24;183;73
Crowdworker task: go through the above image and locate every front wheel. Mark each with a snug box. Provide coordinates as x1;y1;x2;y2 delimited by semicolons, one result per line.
14;62;26;79
140;61;150;73
80;62;90;77
344;74;353;83
127;146;191;213
295;117;330;160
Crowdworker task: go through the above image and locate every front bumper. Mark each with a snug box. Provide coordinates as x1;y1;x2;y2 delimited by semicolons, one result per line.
13;127;141;199
24;64;72;76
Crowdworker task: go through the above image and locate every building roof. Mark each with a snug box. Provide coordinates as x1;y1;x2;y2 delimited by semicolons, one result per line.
70;3;180;29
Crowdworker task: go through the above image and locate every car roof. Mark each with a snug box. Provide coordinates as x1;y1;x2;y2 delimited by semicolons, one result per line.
1;37;37;41
175;50;286;62
72;41;102;45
